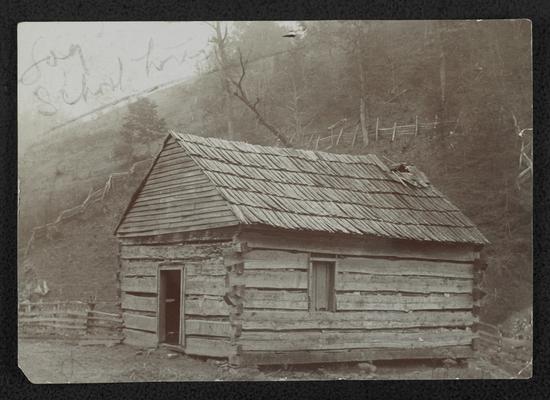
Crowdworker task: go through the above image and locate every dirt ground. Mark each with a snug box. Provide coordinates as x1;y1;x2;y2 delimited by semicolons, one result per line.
18;339;515;383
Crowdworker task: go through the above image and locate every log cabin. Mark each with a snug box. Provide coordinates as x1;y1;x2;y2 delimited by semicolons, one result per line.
114;131;488;367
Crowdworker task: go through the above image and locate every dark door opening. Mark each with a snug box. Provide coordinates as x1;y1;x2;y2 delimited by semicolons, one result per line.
159;269;181;345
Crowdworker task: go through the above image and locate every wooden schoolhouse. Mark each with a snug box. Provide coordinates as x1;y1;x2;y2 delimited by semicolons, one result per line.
114;131;488;366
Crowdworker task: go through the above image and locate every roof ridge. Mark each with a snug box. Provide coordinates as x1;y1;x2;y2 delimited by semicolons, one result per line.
166;131;488;245
171;131;378;165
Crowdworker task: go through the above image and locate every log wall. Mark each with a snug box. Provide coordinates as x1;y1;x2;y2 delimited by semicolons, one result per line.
119;240;236;356
117;229;482;365
226;231;481;366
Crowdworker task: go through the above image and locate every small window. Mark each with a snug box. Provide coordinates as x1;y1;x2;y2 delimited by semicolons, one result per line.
310;261;336;312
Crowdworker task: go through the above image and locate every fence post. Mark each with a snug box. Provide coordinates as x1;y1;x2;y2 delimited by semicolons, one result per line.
391;122;397;142
351;125;359;147
375;118;379;142
336;127;345;146
86;298;96;336
415;115;419;137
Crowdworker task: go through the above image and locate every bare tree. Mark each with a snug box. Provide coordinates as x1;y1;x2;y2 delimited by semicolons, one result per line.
229;49;291;147
349;22;370;147
206;22;235;139
206;23;290;146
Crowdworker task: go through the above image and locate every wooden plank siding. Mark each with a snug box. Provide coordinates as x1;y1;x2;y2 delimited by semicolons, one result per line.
116;136;239;237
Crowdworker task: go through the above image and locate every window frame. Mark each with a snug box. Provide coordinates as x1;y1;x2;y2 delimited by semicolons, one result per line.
308;255;337;312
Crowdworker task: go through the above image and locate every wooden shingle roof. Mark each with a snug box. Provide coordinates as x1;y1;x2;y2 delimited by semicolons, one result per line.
116;132;488;245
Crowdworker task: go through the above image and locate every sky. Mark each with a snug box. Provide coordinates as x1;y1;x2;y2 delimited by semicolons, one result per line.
17;22;220;144
18;21;298;147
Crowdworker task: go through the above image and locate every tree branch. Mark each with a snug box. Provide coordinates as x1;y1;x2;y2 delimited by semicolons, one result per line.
227;48;291;147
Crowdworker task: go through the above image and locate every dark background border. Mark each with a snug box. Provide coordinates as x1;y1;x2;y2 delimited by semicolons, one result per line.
1;0;549;399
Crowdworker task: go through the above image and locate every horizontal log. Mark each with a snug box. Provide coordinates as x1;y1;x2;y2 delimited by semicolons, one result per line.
336;293;473;311
184;337;237;358
19;317;86;325
242;250;309;270
89;310;122;318
239;230;477;262
117;219;239;238
230;270;308;289
240;310;476;331
20;323;86;330
244;289;308;310
336;273;473;294
18;301;88;306
239;329;475;351
120;243;227;260
238;345;473;366
338;257;473;278
123;313;157;332
185;296;230;316
87;316;123;324
185;320;232;337
221;242;249;258
123;328;158;348
185;261;226;276
122;293;158;312
121;276;157;294
19;311;88;318
121;260;158;277
186;275;227;296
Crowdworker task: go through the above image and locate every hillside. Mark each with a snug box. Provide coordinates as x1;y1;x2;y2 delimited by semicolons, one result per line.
19;159;151;302
18;20;532;325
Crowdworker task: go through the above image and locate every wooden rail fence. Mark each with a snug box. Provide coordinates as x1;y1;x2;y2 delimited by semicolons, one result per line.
22;158;152;258
19;300;123;341
473;320;532;377
298;116;459;151
516;128;533;189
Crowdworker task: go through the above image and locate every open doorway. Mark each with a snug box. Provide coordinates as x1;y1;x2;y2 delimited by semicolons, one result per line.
158;267;184;345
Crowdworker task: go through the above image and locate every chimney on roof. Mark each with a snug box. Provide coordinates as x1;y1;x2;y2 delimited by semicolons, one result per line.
390;163;430;188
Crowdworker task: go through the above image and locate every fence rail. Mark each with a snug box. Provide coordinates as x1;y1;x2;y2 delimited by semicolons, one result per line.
295;116;459;151
18;300;123;340
473;320;532;377
22;158;152;258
